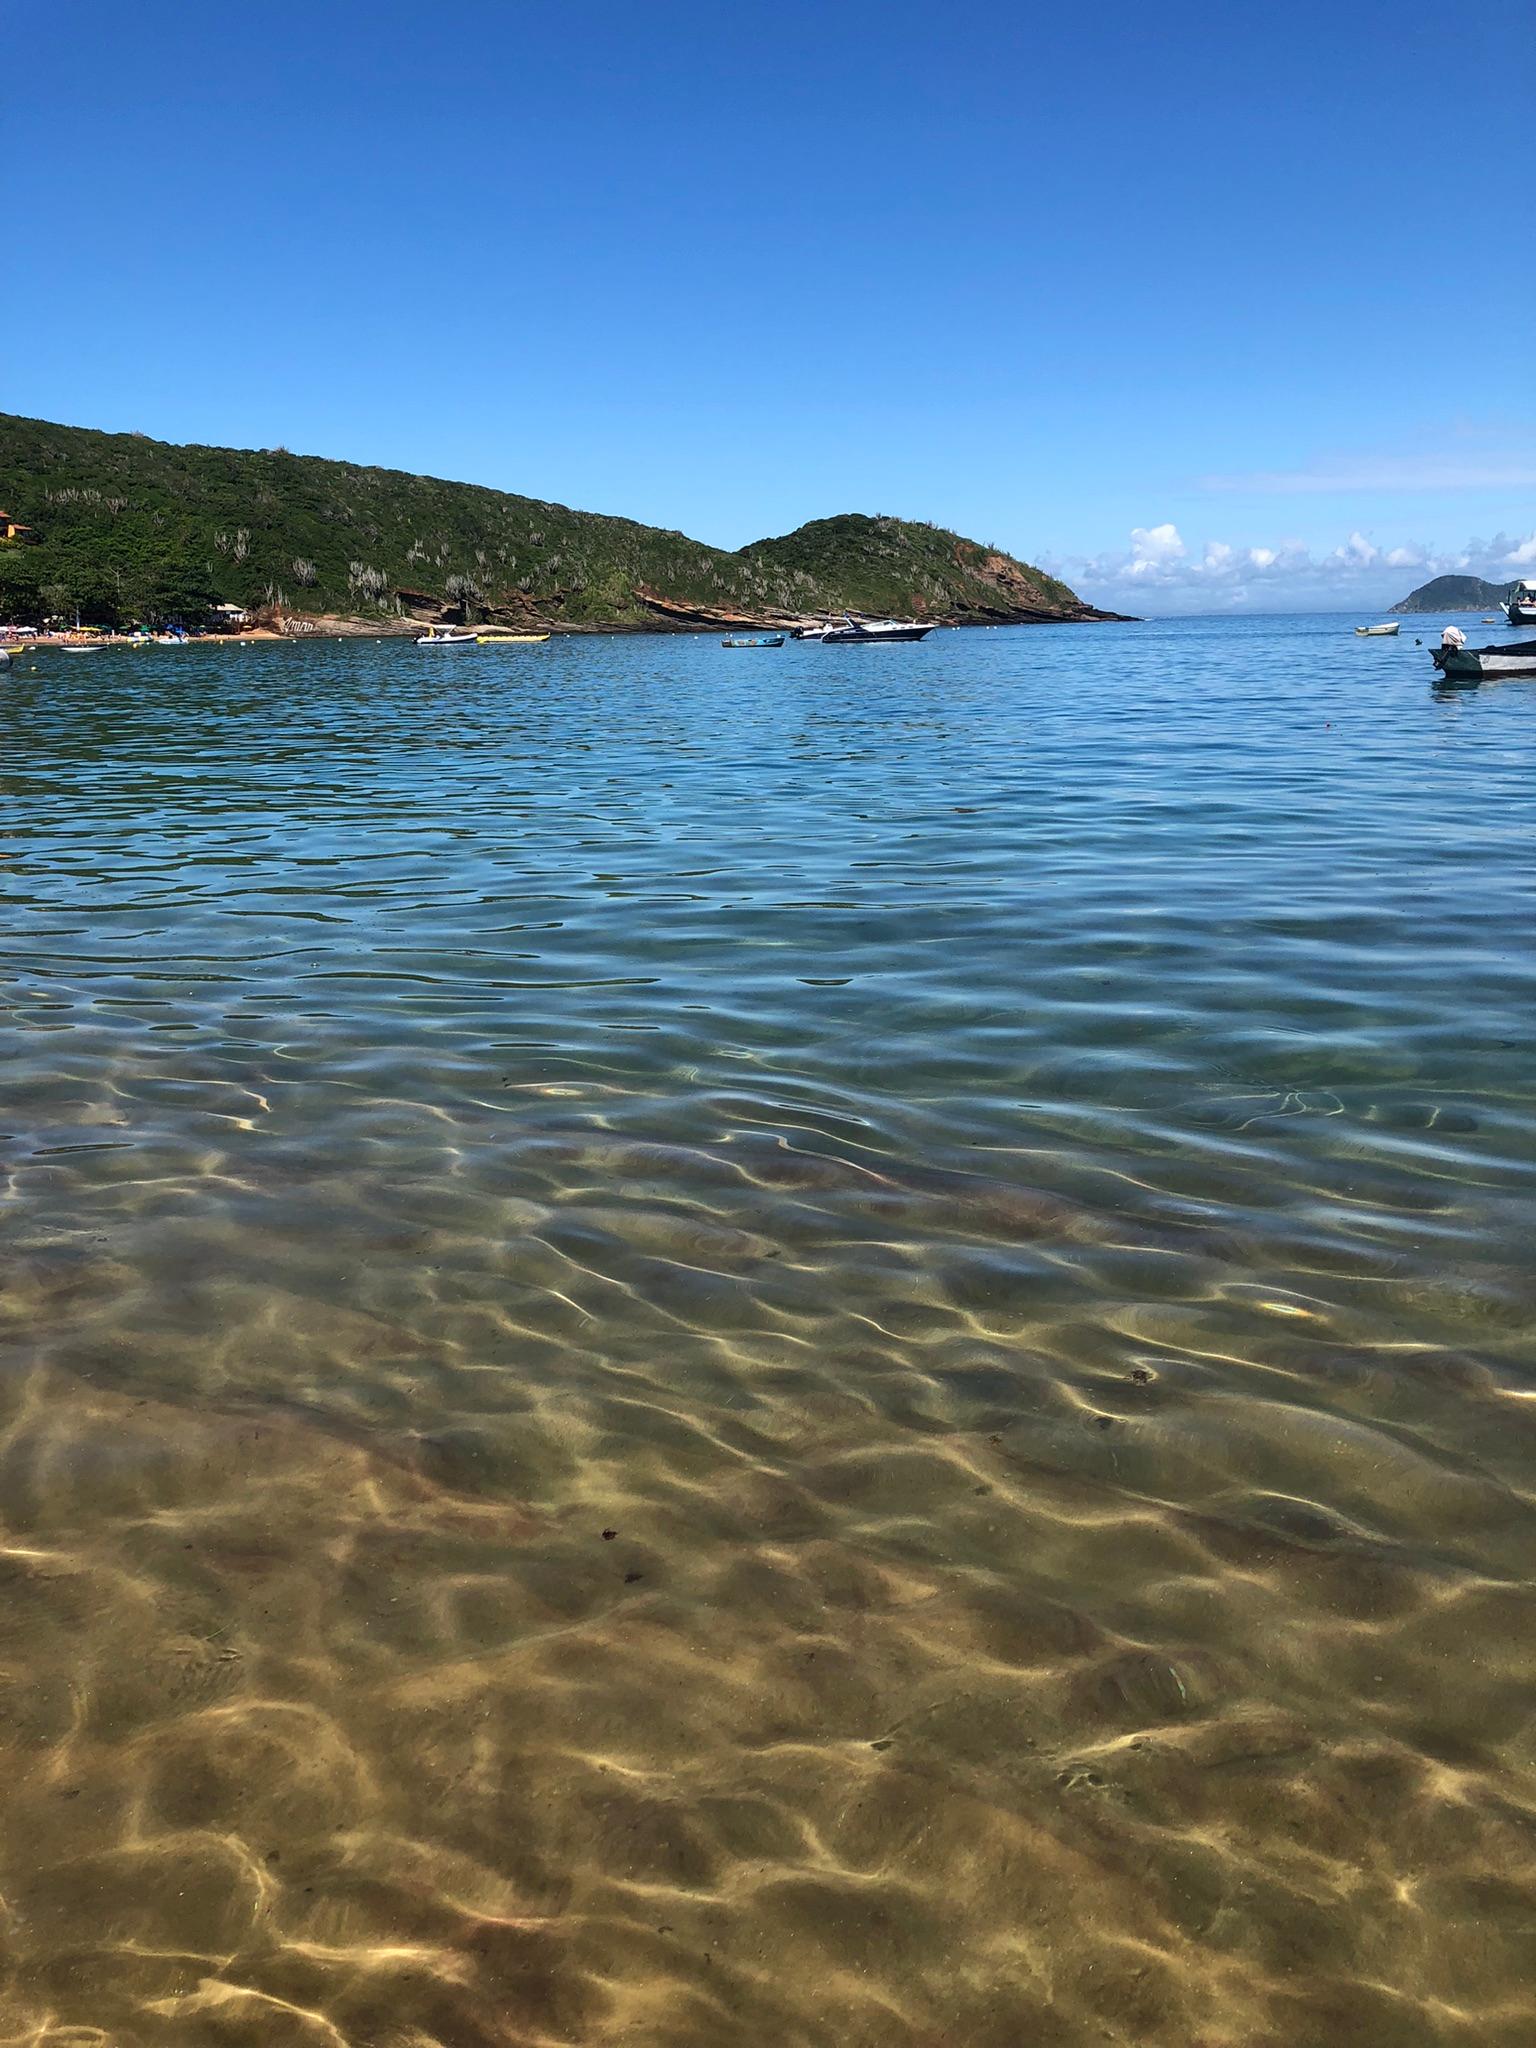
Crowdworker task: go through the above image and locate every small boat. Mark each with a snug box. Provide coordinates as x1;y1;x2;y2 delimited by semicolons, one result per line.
1481;616;1500;624
59;641;105;654
477;631;551;644
416;625;480;647
1355;622;1400;637
1432;637;1536;684
721;633;785;649
819;614;933;644
1503;579;1536;628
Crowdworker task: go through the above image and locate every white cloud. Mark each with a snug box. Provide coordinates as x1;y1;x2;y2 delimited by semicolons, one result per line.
1331;531;1378;567
1048;525;1526;615
1127;522;1186;573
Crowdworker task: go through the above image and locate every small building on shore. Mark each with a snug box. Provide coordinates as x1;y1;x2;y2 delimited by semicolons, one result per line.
211;602;250;630
0;512;34;544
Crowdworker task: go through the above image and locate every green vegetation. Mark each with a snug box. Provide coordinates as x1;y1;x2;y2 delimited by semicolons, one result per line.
742;514;1084;619
0;413;1101;630
1391;573;1514;614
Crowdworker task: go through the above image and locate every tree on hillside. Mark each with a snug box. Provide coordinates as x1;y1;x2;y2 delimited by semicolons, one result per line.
0;551;42;623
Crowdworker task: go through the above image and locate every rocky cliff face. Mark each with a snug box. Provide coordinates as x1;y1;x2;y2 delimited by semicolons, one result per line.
964;549;1125;624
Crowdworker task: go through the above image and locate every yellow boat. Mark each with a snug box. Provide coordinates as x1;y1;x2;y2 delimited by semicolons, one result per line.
477;631;551;645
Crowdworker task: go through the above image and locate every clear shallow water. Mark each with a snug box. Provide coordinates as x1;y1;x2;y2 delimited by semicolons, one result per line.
1;615;1534;2046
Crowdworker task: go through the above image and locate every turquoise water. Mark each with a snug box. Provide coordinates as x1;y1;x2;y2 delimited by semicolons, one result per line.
2;616;1534;2045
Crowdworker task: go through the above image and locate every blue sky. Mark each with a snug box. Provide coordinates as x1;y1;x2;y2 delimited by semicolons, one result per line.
7;0;1532;610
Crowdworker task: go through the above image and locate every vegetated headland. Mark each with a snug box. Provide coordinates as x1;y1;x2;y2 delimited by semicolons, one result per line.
0;413;1129;636
1390;573;1515;615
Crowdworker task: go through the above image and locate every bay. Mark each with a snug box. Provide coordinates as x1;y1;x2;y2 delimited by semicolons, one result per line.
1;613;1534;2046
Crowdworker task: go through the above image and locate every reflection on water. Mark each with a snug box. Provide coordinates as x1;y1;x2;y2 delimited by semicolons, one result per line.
1;617;1534;2044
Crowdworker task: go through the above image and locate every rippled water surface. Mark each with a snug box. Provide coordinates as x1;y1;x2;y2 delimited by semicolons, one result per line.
2;617;1535;2046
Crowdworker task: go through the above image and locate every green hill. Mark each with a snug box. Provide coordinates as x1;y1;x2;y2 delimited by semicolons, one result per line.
1391;573;1513;614
0;413;1115;631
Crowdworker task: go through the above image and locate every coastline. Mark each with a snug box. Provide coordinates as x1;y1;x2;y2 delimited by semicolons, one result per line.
11;609;1136;650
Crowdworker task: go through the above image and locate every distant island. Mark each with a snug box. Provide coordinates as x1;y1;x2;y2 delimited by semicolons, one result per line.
0;413;1127;634
1391;573;1513;614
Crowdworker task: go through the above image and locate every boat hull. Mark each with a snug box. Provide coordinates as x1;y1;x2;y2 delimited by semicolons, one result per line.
1356;623;1400;636
820;625;932;644
1503;603;1536;627
1432;640;1536;683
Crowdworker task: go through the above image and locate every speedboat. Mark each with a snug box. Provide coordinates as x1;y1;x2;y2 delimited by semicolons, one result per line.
1432;637;1536;684
819;614;933;644
1503;579;1536;628
721;634;785;648
416;625;480;647
1355;622;1400;637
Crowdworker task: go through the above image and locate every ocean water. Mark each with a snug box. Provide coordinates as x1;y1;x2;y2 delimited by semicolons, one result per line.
1;613;1533;2046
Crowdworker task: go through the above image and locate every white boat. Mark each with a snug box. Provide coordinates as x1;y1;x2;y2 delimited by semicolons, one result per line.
819;613;933;644
1503;579;1536;628
1432;637;1536;684
416;625;480;647
1355;622;1400;637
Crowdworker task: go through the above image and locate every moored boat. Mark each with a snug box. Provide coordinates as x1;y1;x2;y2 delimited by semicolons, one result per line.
1502;579;1536;628
1355;622;1400;637
1431;636;1536;684
819;613;933;644
416;625;480;647
721;634;785;648
477;631;551;644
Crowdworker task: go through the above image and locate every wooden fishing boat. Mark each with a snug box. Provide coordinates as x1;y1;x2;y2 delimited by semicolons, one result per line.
1432;638;1536;684
1355;622;1400;637
721;634;785;648
477;631;551;644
